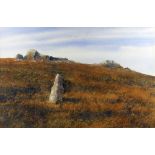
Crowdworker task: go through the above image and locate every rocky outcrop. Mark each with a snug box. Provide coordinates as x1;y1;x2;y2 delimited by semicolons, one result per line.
16;49;69;62
49;74;64;104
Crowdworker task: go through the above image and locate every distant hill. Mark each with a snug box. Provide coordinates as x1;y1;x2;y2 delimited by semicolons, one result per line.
0;58;155;127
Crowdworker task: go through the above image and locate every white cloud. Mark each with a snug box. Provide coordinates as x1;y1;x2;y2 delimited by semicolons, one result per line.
0;27;155;51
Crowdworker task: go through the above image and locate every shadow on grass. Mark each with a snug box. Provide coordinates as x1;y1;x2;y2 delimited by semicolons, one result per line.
63;97;81;104
0;103;52;128
0;86;41;102
71;110;116;121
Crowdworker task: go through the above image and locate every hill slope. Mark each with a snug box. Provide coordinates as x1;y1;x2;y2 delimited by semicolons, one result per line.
0;58;155;127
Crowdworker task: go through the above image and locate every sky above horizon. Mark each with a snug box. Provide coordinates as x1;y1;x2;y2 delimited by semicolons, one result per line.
0;27;154;75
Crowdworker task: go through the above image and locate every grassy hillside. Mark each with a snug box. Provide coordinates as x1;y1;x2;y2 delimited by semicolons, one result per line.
0;58;155;127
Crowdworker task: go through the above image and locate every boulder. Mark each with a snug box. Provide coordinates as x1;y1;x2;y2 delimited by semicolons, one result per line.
23;55;28;60
26;49;41;60
49;56;55;61
41;55;50;61
103;60;122;68
49;74;64;103
16;54;23;61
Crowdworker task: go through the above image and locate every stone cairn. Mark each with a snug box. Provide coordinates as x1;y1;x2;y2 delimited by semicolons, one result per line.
49;74;64;103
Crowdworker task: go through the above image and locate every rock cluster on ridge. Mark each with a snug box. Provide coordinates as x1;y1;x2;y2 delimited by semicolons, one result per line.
16;49;69;62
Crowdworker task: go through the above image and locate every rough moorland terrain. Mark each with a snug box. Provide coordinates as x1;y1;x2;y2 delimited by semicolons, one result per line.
0;58;155;127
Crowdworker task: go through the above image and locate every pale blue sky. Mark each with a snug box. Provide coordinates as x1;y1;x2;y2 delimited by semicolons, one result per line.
0;27;155;75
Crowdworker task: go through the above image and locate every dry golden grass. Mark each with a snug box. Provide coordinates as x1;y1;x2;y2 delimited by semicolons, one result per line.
0;58;155;127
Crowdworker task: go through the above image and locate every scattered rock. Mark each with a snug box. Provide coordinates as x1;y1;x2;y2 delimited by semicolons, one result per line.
49;74;64;104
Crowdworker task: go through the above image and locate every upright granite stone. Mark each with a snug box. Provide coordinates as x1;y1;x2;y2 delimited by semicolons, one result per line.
49;74;64;103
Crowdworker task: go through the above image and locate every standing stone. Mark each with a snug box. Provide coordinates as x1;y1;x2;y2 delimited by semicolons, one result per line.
49;74;64;103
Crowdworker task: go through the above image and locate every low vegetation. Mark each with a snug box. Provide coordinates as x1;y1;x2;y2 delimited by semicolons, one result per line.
0;58;155;127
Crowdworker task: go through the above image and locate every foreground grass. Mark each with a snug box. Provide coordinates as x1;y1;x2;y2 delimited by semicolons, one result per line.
0;59;155;127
